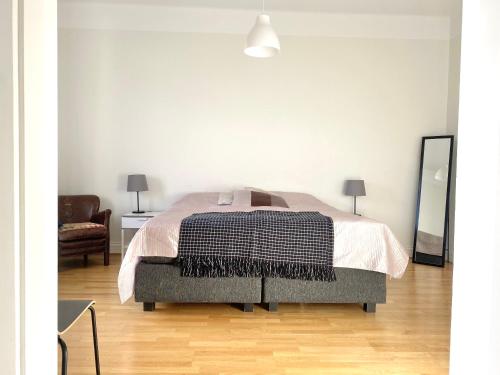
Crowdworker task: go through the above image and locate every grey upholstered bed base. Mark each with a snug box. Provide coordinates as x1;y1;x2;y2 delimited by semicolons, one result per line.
262;267;386;313
134;260;386;313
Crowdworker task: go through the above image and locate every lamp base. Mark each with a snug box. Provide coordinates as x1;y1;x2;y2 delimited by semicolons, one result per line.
132;210;145;214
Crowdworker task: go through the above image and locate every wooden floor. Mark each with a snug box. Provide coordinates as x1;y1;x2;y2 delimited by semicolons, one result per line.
58;255;452;375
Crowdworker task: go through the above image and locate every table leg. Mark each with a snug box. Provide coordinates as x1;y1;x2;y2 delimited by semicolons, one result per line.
89;306;101;375
121;229;124;260
58;336;68;375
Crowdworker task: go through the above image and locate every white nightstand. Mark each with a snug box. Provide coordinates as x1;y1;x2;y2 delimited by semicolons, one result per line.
121;211;162;259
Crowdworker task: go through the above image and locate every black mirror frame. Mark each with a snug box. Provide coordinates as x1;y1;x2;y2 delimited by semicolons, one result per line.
412;135;455;267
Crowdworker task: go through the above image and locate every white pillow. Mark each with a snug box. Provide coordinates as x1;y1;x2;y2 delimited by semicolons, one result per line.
218;192;234;205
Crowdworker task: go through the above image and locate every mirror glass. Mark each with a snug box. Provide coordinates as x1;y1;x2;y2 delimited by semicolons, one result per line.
413;137;453;266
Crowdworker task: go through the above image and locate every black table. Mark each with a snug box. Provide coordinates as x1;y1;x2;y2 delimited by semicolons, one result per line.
58;300;100;375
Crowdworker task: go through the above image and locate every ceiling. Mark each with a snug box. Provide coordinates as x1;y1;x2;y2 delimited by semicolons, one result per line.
59;0;456;17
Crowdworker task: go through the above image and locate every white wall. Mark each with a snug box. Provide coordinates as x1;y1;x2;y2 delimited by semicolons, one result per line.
446;36;461;262
58;8;451;252
449;0;500;373
446;0;462;262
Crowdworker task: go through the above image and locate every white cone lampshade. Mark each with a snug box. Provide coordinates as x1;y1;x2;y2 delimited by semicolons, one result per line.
244;14;280;58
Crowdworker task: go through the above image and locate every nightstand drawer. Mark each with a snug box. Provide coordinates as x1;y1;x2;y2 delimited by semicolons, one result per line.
121;216;151;229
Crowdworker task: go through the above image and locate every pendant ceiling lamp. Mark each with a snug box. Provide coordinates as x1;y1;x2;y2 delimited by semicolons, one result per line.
244;0;280;58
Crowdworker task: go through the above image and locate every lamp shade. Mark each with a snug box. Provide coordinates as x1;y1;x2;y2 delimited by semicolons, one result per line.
127;174;148;192
344;180;366;196
244;14;280;58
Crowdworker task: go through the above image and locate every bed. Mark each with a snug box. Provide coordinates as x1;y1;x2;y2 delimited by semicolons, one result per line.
118;190;408;312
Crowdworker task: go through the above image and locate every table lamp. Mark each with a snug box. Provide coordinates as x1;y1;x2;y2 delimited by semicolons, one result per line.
127;174;148;213
344;180;366;215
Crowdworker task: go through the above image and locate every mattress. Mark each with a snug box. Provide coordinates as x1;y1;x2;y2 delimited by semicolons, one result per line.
118;190;409;303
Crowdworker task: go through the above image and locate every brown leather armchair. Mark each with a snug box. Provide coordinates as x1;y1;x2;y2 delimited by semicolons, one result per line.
58;195;112;266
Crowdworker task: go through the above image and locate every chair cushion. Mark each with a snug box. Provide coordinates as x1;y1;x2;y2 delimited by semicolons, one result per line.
58;222;106;242
59;238;106;252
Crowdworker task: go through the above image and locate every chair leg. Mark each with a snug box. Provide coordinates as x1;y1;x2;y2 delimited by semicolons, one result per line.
104;246;110;266
58;336;68;375
88;306;101;375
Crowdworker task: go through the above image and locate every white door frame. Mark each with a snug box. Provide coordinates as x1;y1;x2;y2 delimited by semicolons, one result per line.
0;0;21;373
0;0;58;374
449;0;500;374
2;0;500;373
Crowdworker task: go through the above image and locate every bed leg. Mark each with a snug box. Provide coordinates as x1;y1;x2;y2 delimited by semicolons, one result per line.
243;303;254;312
363;303;376;313
143;302;155;312
267;302;278;312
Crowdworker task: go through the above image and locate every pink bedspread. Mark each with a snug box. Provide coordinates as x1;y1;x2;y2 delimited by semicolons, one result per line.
118;191;409;303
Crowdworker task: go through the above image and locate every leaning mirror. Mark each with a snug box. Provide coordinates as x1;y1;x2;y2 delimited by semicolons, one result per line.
413;136;454;267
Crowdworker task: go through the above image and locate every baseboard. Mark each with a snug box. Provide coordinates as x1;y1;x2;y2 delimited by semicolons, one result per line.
110;241;121;254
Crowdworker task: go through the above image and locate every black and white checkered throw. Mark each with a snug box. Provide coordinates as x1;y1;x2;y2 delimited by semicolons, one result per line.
178;211;335;281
